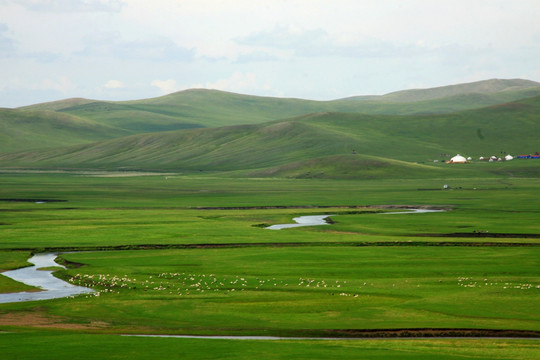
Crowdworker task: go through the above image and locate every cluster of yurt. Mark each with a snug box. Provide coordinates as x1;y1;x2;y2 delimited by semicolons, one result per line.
481;155;514;162
446;154;514;164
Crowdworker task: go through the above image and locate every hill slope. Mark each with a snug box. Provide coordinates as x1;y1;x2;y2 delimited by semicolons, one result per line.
372;78;540;103
1;96;538;175
246;154;451;180
0;108;128;152
54;91;325;132
16;79;540;135
18;98;97;111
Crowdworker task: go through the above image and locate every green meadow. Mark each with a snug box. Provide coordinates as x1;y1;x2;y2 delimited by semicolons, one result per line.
0;170;539;358
0;333;539;360
0;170;539;249
0;333;538;360
29;246;540;333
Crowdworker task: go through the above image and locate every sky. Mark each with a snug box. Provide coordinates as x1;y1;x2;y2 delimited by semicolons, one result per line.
0;0;539;107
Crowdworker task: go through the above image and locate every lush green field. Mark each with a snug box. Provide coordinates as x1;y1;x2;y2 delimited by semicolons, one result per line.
4;246;531;334
0;332;539;360
0;172;539;249
1;172;539;358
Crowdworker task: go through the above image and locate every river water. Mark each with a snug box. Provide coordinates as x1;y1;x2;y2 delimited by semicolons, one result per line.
381;208;445;215
0;253;94;304
266;215;333;230
266;209;444;230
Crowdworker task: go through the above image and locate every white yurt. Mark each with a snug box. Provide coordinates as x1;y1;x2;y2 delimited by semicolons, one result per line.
505;154;514;161
447;154;468;163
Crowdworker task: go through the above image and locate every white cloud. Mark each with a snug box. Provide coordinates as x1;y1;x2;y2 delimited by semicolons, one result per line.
78;33;195;61
0;23;14;56
9;0;124;13
151;79;178;94
237;25;328;50
234;50;282;64
200;72;258;93
237;25;434;59
33;76;75;93
104;79;125;89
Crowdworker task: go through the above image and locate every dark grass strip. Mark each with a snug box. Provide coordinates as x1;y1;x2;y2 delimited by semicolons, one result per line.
122;328;540;339
7;241;540;253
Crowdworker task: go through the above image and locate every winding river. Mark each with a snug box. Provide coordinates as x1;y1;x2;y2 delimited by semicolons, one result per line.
266;208;444;230
0;253;94;304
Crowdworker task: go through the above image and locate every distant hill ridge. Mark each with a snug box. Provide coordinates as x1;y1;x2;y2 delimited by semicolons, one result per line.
21;78;540;110
18;97;97;112
375;78;540;103
1;94;539;177
2;78;539;155
339;78;540;102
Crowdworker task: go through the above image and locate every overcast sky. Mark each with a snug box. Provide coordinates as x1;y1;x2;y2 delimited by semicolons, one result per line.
1;0;539;107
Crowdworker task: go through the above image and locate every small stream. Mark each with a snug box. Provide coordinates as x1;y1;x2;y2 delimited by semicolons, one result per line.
381;209;445;215
0;253;94;304
266;208;444;230
266;215;333;230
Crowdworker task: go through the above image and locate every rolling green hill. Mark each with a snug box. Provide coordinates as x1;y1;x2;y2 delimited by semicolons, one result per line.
1;95;538;178
336;87;540;115
369;78;540;103
2;78;538;178
16;79;540;135
0;108;128;153
18;97;97;111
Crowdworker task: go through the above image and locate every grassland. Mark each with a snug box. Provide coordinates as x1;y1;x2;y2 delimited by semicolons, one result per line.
0;170;539;249
36;246;540;333
1;333;539;360
0;170;539;358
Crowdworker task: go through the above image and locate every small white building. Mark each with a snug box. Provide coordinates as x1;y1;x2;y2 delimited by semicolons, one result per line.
505;154;514;161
